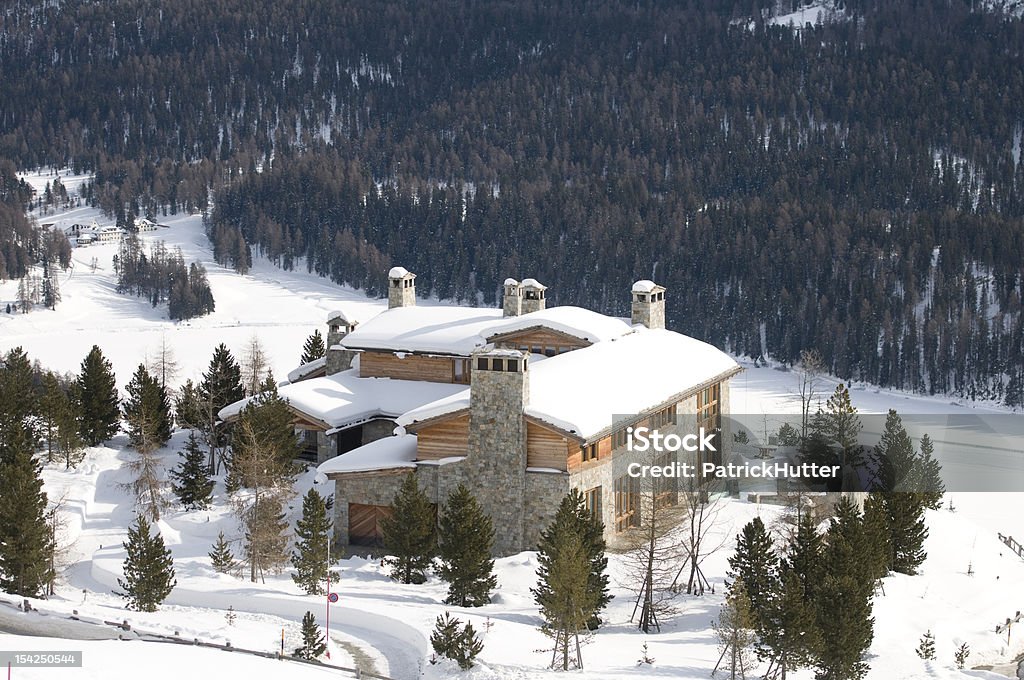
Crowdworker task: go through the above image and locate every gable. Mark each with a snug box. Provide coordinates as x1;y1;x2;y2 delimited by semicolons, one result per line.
487;326;591;355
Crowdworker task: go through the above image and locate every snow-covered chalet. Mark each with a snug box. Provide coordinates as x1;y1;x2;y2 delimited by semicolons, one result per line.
221;267;741;556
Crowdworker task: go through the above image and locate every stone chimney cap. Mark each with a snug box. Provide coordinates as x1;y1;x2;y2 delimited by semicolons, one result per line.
327;309;351;323
521;278;546;290
632;279;665;294
503;278;520;286
388;266;413;279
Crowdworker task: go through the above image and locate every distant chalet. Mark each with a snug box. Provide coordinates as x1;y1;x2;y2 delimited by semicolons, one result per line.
220;268;741;555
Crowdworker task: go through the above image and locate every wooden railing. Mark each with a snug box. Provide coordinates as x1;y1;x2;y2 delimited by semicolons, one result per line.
997;533;1024;560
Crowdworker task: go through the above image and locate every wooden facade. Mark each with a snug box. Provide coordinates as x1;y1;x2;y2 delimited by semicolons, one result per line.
526;421;570;470
489;327;590;356
415;414;470;460
359;351;458;383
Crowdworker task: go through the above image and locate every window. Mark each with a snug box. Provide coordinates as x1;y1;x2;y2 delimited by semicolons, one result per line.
584;487;602;521
477;357;488;371
614;476;639;532
612;428;628;450
697;383;722;469
582;442;599;462
453;358;469;383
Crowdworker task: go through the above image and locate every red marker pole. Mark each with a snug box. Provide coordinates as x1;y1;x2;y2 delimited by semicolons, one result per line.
325;537;331;659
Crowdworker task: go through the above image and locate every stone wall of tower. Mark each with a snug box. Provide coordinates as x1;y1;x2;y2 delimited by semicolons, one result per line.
631;286;666;330
388;273;417;309
503;279;522;317
463;352;530;555
326;316;358;374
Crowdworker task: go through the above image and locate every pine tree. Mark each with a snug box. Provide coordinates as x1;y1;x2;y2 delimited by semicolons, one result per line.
815;501;874;680
873;410;917;492
436;484;497;607
786;512;825;602
860;493;891;582
430;612;483;670
914;434;944;510
533;529;593;671
727;517;779;630
885;490;928;575
0;444;54;597
0;347;40;458
123;364;172;452
198;343;245;473
953;642;970;669
915;630;936;660
171;432;215;510
381;472;436;584
291;488;337;594
39;371;84;468
294;611;327;660
544;489;611;629
117;514;176;612
209;531;236;574
225;605;237;626
801;384;865;484
76;345;120;446
301;330;326;365
761;567;821;679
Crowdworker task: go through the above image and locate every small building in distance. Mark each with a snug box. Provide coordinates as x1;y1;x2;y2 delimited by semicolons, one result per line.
221;270;741;556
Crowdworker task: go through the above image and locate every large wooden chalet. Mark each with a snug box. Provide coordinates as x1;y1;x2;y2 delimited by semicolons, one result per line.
220;267;741;556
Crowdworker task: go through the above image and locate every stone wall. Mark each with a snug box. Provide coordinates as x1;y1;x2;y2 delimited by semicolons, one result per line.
330;469;412;550
326;346;357;374
316;430;338;465
361;419;397;445
524;470;570;549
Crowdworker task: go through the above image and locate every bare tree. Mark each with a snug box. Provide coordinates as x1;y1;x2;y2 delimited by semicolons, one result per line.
712;580;759;679
792;349;825;439
623;451;689;633
120;410;169;522
45;492;77;597
147;334;180;390
674;474;728;596
229;414;294;583
241;335;269;397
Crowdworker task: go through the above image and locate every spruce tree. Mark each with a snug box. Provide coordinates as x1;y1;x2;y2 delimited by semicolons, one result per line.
123;363;172;452
170;432;215;510
76;346;120;446
954;642;970;669
118;514;176;612
885;491;928;575
209;531;236;574
786;512;825;604
860;493;891;582
873;410;917;492
301;330;326;365
381;473;436;584
0;347;40;457
726;517;779;630
914;434;944;510
0;445;54;597
294;611;327;660
199;343;245;472
915;631;936;660
437;484;497;607
761;567;821;679
291;488;337;594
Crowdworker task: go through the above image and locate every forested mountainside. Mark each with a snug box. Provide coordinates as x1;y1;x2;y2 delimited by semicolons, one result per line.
1;0;1023;402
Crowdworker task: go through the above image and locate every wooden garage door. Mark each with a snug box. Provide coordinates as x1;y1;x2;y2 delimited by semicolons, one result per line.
348;503;392;547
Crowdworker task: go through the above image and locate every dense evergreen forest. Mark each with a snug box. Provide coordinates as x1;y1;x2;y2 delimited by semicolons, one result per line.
1;0;1023;402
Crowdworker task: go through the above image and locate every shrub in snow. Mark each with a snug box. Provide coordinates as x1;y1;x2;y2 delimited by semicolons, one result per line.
117;514;176;612
430;612;483;670
953;642;970;669
293;610;326;660
915;630;936;660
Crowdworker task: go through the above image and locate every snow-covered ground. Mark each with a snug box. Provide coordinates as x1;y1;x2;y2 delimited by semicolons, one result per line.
3;175;1024;679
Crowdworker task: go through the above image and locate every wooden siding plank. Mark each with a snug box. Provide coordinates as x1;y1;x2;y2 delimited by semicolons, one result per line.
416;414;470;460
527;421;569;470
359;351;455;382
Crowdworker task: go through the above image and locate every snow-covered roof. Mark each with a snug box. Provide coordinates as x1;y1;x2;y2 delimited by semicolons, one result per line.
218;369;465;430
632;279;662;294
388;266;412;279
327;309;352;324
286;356;327;383
399;328;740;440
340;306;506;354
503;278;520;286
484;307;632;343
521;278;546;289
340;305;631;355
317;434;418;475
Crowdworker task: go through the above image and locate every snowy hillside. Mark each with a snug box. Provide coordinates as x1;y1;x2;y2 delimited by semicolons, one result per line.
2;178;1024;679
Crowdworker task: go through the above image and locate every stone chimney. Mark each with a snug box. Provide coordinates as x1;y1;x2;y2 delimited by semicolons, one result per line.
387;266;416;309
520;278;547;315
502;278;522;317
326;310;358;374
465;348;529;555
631;280;666;329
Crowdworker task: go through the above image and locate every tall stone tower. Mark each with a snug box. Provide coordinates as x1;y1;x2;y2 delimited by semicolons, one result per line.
465;348;529;555
326;310;358;374
520;278;547;315
388;267;416;309
631;280;666;329
502;278;522;317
